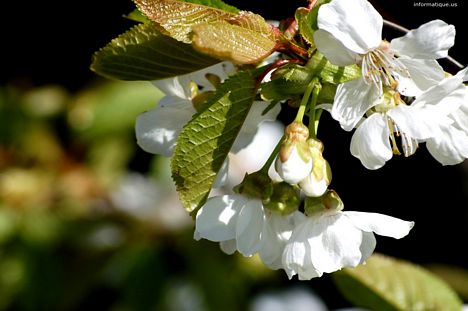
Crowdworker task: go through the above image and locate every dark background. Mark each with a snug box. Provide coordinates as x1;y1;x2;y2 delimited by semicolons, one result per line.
1;0;467;307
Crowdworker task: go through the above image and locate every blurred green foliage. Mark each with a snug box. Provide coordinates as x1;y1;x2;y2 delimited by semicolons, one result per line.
1;80;466;310
0;81;283;311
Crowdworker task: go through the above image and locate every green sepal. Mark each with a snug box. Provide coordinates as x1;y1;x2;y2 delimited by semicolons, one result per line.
263;182;301;215
316;82;336;103
333;254;463;311
261;64;315;101
171;71;257;214
91;23;219;81
304;189;343;216
306;51;361;84
234;171;273;201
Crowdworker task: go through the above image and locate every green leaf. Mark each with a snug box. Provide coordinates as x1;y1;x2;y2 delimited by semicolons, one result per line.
306;51;361;84
172;71;257;213
125;9;150;23
134;0;236;43
181;0;239;13
426;264;468;301
295;0;330;45
91;23;219;81
333;254;463;311
192;18;277;64
295;7;316;45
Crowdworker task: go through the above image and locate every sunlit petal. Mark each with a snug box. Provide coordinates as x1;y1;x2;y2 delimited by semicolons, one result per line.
317;0;382;54
391;20;455;59
195;194;247;242
135;98;195;156
344;211;414;239
332;78;381;131
350;113;392;170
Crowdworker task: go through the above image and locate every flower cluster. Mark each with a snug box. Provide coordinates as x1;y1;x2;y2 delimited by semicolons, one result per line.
318;0;468;169
119;0;466;279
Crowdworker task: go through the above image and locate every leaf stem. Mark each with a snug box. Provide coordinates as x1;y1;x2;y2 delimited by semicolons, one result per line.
260;136;284;174
295;80;315;123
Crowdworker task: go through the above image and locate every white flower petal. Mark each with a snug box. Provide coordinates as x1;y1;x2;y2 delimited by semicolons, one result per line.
299;172;329;197
189;61;235;90
359;232;377;264
153;77;187;99
387;105;437;140
450;104;468;132
308;214;365;273
332;78;381;131
220;239;237;255
411;75;467;116
213;158;229;188
455;67;468;82
390;20;455;59
232;101;281;153
275;147;313;185
350;113;392;170
135;98;195;156
395;59;445;96
153;62;235;98
344;211;414;239
314;30;360;66
317;0;383;54
195;194;247;242
236;199;265;256
282;218;321;280
282;238;307;279
259;212;300;269
426;124;468;165
259;226;283;269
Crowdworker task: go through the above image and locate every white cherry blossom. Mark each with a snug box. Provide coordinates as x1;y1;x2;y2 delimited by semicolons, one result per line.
350;69;468;169
282;209;414;280
421;67;468;165
194;194;305;269
314;0;453;108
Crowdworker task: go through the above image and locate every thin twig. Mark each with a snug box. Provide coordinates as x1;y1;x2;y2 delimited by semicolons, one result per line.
383;19;464;69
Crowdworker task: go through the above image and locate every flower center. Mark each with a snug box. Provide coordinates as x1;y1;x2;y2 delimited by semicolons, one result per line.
361;41;410;92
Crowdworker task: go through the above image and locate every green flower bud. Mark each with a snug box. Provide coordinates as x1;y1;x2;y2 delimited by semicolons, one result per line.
233;171;273;201
276;122;313;185
305;189;343;216
263;182;301;215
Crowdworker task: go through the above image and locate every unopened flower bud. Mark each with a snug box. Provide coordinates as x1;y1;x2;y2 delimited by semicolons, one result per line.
275;122;312;184
263;182;301;215
305;189;344;216
299;138;332;197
